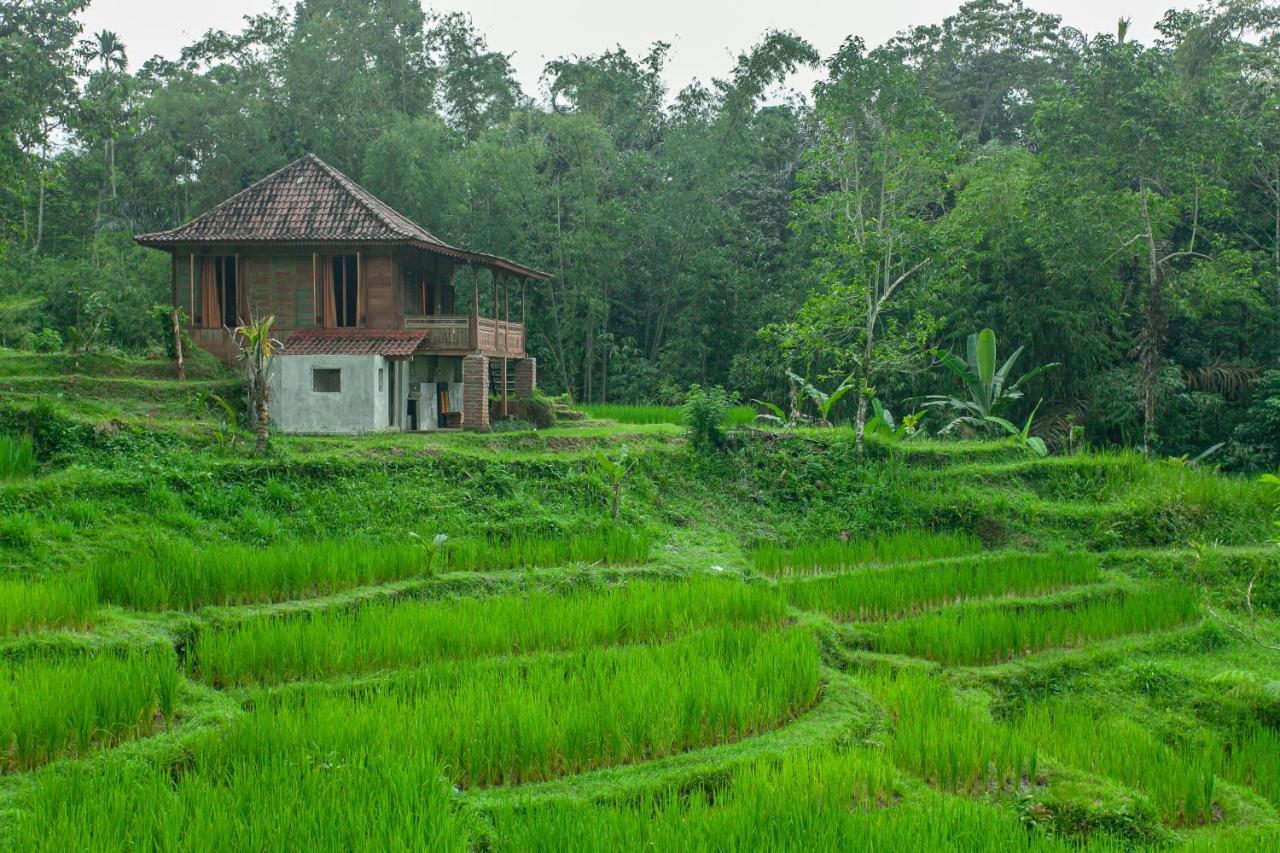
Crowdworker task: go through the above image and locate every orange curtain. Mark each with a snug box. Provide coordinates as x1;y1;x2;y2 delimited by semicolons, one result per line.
320;256;336;328
200;257;221;328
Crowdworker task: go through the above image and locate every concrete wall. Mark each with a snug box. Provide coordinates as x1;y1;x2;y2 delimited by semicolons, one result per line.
269;354;392;434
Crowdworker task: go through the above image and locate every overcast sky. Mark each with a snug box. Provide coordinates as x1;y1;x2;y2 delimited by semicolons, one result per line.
80;0;1183;99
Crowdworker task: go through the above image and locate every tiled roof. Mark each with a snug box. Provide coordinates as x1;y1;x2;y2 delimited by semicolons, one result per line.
135;154;446;245
283;329;432;357
134;154;550;280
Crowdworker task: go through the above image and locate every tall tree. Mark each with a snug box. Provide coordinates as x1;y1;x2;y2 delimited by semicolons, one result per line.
771;40;956;452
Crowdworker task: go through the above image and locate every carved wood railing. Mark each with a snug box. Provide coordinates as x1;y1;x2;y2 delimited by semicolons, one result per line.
404;315;525;357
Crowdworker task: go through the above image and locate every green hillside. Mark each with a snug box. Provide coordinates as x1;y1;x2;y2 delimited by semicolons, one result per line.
1;350;1278;850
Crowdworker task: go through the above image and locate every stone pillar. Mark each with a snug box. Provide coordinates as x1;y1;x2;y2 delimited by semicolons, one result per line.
463;353;490;432
514;357;537;399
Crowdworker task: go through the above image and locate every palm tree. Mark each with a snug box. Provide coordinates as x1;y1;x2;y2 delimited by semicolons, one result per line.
83;30;127;201
235;316;281;453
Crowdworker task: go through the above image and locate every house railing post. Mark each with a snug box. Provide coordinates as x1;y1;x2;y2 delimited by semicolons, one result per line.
469;271;480;352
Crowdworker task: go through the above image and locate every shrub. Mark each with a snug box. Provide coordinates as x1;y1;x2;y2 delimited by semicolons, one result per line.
19;327;63;353
682;384;733;451
0;433;36;479
491;417;536;433
1235;370;1280;470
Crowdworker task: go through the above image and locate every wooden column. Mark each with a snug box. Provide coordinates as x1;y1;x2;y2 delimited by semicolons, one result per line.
469;270;480;352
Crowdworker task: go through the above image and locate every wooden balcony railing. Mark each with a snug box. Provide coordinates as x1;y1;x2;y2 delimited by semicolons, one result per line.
404;315;525;357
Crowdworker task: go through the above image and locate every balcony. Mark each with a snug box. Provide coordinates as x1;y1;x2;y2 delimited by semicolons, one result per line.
403;315;525;358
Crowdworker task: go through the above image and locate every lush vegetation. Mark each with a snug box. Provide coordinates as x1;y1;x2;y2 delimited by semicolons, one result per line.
1;351;1279;849
1;648;178;771
4;0;1280;842
783;551;1100;619
191;578;786;686
3;2;1279;467
870;583;1202;665
92;529;649;610
753;530;983;575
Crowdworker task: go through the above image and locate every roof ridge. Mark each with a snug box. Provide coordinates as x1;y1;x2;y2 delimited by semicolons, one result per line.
133;156;308;240
306;155;452;248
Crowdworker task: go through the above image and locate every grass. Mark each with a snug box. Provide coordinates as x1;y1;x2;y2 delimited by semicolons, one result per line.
784;551;1099;620
1;648;179;771
489;748;1078;851
247;626;819;788
863;667;1037;794
1217;720;1280;809
579;403;755;427
191;578;787;686
436;527;650;572
0;574;96;635
871;584;1202;665
1009;697;1217;826
9;737;469;851
92;528;650;610
752;530;983;576
4;352;1280;849
0;433;36;479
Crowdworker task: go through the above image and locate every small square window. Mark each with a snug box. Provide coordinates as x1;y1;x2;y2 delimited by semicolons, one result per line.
313;368;341;393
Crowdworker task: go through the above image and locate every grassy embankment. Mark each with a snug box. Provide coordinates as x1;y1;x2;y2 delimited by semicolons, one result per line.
0;348;1278;850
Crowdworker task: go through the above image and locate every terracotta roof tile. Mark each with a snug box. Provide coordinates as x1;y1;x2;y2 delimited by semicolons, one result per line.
283;329;432;357
135;154;445;246
134;154;550;280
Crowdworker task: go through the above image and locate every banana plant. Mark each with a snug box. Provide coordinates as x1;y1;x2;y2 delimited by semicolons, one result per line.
785;369;857;427
985;399;1048;456
923;328;1058;436
865;398;924;442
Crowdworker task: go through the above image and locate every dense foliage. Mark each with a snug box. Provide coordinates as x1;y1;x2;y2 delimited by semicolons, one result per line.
2;0;1278;466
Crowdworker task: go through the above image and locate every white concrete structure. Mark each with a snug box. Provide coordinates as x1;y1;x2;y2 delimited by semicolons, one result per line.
269;354;393;434
269;347;469;434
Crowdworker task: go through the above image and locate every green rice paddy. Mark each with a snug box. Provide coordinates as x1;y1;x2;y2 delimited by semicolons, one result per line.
3;351;1279;849
752;529;983;575
191;578;786;686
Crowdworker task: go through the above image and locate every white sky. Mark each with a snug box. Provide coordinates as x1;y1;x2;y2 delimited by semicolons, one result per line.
80;0;1181;100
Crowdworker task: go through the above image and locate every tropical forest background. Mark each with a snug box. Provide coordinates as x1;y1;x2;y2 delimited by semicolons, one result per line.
1;0;1279;468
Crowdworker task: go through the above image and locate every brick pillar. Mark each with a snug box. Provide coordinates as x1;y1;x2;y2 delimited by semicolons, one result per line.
463;354;490;432
514;357;537;399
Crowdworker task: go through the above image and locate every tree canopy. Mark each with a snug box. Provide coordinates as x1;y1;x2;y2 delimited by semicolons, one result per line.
2;0;1279;467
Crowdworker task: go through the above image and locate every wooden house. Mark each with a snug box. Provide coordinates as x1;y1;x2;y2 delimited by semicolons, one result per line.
135;154;547;433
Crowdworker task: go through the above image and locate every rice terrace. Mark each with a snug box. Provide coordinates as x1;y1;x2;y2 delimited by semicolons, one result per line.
4;0;1280;850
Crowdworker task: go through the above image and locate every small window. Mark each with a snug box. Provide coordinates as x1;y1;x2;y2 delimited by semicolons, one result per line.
313;368;341;393
377;368;384;392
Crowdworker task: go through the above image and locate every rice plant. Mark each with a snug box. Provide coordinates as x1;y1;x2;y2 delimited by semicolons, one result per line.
0;433;36;479
752;530;983;576
491;749;1072;852
1217;720;1280;808
1010;698;1217;826
235;626;819;788
0;575;97;636
871;584;1201;665
93;528;650;610
862;667;1037;794
10;737;469;851
580;404;755;427
436;527;650;572
192;578;786;686
784;551;1099;620
1;648;179;771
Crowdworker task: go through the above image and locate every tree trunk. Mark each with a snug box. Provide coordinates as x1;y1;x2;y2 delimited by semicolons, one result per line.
255;397;269;454
855;393;869;456
171;307;185;382
33;167;45;252
1137;183;1164;456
